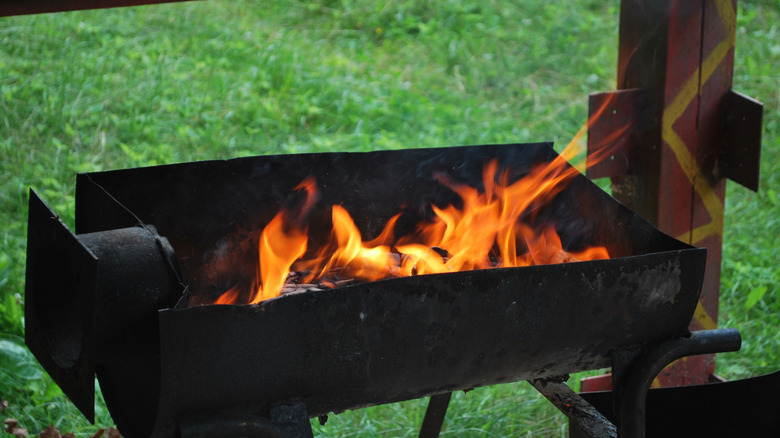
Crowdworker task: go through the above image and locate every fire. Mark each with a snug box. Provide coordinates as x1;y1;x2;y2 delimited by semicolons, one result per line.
213;142;613;305
249;212;308;304
207;93;631;305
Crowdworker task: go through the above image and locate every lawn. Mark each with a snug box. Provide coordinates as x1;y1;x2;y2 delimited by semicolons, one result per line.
1;0;778;436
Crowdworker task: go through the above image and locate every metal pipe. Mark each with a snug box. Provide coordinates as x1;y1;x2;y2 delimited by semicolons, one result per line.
619;329;742;437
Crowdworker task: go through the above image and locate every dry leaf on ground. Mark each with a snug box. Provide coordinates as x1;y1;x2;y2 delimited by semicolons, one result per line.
3;419;28;438
37;425;61;438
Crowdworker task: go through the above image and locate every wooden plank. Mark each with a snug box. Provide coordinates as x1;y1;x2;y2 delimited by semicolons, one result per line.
586;89;645;180
0;0;197;17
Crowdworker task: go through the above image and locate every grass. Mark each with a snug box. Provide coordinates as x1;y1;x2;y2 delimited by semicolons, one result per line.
718;0;780;380
1;0;778;436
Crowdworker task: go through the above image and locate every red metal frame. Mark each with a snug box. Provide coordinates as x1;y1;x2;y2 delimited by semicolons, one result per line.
586;0;762;388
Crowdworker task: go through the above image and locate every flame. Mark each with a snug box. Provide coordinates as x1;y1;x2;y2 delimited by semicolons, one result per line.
296;206;399;283
234;177;317;304
214;285;241;305
213;143;614;305
244;211;309;303
211;94;630;306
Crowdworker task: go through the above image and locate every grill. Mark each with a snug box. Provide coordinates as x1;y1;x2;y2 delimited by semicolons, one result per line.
8;0;767;436
25;143;740;437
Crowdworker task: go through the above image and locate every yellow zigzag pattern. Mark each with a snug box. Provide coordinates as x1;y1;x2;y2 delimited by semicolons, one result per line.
662;0;735;330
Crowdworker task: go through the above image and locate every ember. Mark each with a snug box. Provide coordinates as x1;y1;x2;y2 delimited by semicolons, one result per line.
211;144;611;306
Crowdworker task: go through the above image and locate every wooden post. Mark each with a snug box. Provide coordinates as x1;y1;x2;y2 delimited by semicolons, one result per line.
586;0;762;387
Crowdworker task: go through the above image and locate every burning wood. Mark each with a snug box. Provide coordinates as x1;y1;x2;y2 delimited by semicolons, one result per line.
279;269;357;295
209;144;612;306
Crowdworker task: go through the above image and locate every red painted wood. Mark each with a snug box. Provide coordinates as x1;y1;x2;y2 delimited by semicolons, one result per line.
586;89;645;180
0;0;196;17
589;0;743;386
656;0;701;240
672;0;738;380
580;374;613;393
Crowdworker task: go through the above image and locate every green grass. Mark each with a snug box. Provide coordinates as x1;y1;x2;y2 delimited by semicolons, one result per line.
718;0;780;380
1;0;778;436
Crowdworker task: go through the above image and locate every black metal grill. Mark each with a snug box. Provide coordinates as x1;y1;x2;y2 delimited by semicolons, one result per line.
24;143;740;438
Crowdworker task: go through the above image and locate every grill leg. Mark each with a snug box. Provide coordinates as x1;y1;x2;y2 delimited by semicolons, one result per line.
418;392;452;438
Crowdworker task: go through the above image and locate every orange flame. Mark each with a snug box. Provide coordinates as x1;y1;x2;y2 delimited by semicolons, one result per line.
214;285;241;305
246;212;308;303
229;176;318;304
213;142;618;305
208;92;632;305
297;206;399;283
